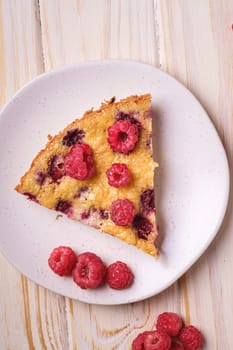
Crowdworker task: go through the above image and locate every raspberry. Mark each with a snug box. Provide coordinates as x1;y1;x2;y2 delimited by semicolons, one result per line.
35;169;47;186
23;192;38;202
116;111;142;131
72;252;106;289
48;246;77;276
110;199;135;226
156;312;183;337
107;119;139;153
132;330;171;350
170;341;184;350
179;325;203;350
64;143;95;180
106;261;134;290
55;199;73;218
81;209;91;220
140;189;155;215
48;154;65;182
106;163;131;188
99;209;109;220
62;128;85;146
132;214;153;239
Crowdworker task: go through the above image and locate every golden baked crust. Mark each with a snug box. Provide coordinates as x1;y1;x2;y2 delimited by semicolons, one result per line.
15;94;159;256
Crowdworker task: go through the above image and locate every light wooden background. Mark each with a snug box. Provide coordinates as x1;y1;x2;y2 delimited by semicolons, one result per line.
0;1;233;349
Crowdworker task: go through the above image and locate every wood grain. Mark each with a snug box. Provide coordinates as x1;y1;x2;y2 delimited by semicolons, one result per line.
158;1;233;348
0;1;68;349
39;0;160;70
0;0;233;349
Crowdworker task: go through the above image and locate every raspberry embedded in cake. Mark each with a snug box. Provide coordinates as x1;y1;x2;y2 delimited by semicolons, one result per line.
64;143;95;180
48;154;65;182
106;163;131;188
116;110;142;130
132;214;153;239
107;119;139;154
110;199;135;226
140;188;155;215
35;169;47;186
15;94;159;256
23;192;38;203
55;199;73;218
62;127;85;147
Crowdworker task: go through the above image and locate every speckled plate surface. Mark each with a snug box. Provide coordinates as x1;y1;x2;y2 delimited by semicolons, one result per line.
0;60;229;304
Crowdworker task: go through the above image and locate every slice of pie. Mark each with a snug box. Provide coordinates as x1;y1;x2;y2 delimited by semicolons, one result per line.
15;94;159;256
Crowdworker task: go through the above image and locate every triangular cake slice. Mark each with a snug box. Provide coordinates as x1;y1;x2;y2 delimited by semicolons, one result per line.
15;94;159;256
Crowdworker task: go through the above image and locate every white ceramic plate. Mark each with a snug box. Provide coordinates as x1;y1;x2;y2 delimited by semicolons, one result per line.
0;60;229;305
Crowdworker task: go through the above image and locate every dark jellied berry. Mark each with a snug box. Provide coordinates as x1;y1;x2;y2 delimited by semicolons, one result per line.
75;186;89;199
115;111;142;132
72;252;106;289
99;209;109;220
140;189;155;215
132;214;153;239
23;192;38;203
106;163;131;188
62;128;85;147
179;325;203;350
55;199;73;218
35;169;47;186
48;154;65;181
106;261;134;290
81;209;91;220
64;143;95;180
107;119;139;153
132;330;171;350
110;199;135;226
156;312;183;337
48;246;77;276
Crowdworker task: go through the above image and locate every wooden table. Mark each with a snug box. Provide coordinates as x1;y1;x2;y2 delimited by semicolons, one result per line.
0;1;232;349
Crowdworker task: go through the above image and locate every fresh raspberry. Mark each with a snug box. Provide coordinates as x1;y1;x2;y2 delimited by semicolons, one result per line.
110;199;135;226
107;119;139;153
170;341;184;350
179;325;203;350
106;261;134;290
116;111;142;132
72;252;106;289
132;330;171;350
156;312;183;337
106;163;131;188
64;143;95;180
48;246;77;276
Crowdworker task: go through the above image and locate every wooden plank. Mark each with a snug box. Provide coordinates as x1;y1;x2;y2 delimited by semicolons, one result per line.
0;0;44;104
65;283;184;349
39;0;160;70
157;0;233;348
